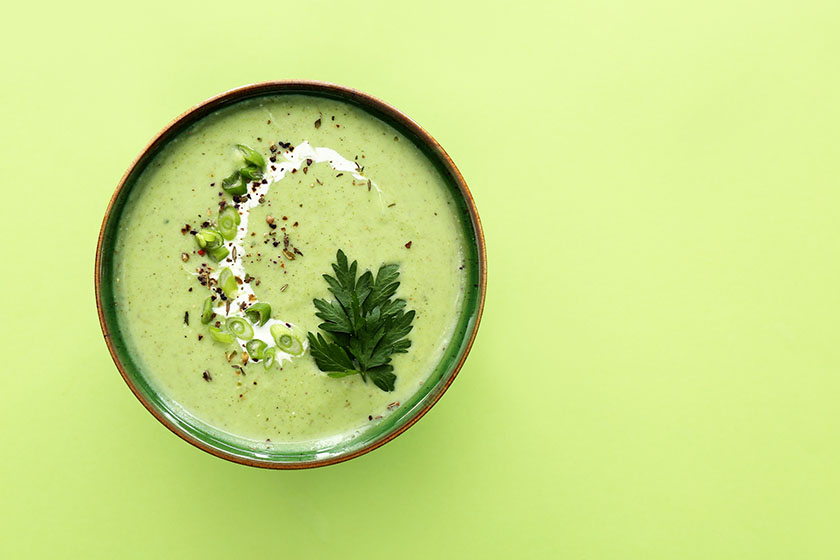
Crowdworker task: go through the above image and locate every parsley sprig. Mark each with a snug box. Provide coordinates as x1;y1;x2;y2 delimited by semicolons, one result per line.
307;250;415;392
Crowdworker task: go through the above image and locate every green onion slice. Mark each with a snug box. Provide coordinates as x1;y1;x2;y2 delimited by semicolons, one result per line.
219;268;238;299
226;317;253;340
240;165;264;181
236;144;266;169
223;182;247;196
222;170;240;190
200;297;214;324
244;302;271;326
221;170;247;196
196;229;223;249
207;245;230;262
208;325;234;344
263;347;276;370
218;206;240;240
271;324;304;356
245;339;267;361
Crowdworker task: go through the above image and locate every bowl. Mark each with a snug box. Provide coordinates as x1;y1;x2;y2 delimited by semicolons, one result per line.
95;81;486;468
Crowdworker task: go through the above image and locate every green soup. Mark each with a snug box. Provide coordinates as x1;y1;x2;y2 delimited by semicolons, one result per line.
109;93;472;453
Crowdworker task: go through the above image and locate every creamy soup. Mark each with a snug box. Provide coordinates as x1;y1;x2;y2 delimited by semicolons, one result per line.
111;94;469;451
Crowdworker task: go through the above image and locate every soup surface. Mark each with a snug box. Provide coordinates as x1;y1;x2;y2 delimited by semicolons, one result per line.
111;94;468;449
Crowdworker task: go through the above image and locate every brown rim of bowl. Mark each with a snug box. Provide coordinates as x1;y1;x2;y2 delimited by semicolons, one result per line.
95;80;486;469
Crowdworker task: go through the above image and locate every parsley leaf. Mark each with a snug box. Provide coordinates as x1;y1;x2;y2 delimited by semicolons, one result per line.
307;250;415;392
307;332;355;372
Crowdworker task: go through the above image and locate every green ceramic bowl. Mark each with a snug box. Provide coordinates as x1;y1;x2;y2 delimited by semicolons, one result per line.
95;81;486;468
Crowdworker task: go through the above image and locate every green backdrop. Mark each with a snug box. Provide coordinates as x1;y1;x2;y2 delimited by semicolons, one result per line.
2;1;840;558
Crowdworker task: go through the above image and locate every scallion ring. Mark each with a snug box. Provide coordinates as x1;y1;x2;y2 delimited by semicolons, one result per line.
221;169;240;189
196;229;223;250
244;302;271;326
221;170;246;196
226;317;253;340
208;325;234;344
200;297;213;324
263;347;276;370
271;324;304;356
245;339;267;361
218;206;240;240
236;144;266;169
218;268;238;299
207;245;230;262
240;165;264;181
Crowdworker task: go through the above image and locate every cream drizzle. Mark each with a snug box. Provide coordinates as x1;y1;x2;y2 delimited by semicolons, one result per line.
207;142;380;363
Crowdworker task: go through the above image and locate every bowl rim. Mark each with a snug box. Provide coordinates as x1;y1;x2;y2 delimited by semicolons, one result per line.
95;80;487;469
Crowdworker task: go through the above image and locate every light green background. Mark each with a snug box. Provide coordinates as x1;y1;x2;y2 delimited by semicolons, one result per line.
2;1;839;558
